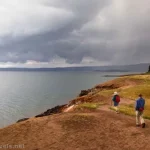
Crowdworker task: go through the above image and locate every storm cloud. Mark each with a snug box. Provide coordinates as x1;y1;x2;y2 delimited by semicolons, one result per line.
0;0;150;67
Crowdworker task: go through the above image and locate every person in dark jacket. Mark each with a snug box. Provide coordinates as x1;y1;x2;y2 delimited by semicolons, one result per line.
111;92;120;113
135;94;145;128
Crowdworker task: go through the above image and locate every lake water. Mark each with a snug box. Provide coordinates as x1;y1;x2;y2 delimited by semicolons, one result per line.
0;71;133;128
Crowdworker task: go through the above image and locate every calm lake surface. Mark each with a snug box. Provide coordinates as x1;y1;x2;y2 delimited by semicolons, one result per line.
0;71;134;127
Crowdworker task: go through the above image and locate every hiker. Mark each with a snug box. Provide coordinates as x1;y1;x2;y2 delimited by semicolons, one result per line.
135;94;145;128
111;92;120;113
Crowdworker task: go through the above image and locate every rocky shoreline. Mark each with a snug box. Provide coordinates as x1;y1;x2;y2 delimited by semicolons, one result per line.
17;88;93;123
17;104;68;123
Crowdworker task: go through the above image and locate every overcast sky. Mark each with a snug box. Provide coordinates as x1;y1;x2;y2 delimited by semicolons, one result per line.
0;0;149;68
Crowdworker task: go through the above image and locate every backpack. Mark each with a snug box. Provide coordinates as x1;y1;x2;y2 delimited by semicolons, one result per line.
139;107;144;112
115;95;120;103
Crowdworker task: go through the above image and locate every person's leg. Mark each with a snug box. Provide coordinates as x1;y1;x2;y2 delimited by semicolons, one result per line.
116;106;119;113
114;106;117;111
140;112;145;124
114;102;119;113
114;106;119;113
140;112;145;128
136;111;140;126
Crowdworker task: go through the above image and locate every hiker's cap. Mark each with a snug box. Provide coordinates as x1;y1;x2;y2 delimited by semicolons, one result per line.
114;92;118;95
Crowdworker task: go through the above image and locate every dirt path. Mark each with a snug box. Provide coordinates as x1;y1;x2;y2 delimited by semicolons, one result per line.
0;105;150;150
120;97;134;105
99;97;134;112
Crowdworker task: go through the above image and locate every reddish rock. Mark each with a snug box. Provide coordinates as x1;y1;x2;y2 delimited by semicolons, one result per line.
35;104;67;118
17;118;29;123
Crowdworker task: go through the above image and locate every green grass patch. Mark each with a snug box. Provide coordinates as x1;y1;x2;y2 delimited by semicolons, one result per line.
129;74;150;80
120;84;150;100
96;74;150;119
77;102;105;110
110;105;135;116
110;104;150;119
97;88;123;99
144;102;150;118
96;75;150;98
119;105;135;116
98;89;115;97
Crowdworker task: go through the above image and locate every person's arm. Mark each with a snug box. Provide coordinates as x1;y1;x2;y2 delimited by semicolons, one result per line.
111;96;114;106
111;98;112;106
135;100;138;110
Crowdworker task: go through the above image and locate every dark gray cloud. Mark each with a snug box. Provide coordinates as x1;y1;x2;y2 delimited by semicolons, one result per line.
0;0;150;67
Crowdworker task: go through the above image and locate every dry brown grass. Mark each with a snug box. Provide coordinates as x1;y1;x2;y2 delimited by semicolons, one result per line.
61;114;97;131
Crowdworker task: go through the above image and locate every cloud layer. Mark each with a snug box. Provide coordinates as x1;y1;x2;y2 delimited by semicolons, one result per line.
0;0;150;67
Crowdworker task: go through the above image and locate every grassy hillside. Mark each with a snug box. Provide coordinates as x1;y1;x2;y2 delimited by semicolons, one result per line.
93;74;150;119
67;74;150;119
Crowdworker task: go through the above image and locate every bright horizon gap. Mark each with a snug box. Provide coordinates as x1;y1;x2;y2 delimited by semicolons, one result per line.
0;62;149;69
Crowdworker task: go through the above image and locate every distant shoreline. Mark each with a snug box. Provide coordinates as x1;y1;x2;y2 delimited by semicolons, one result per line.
0;68;129;72
0;62;148;72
